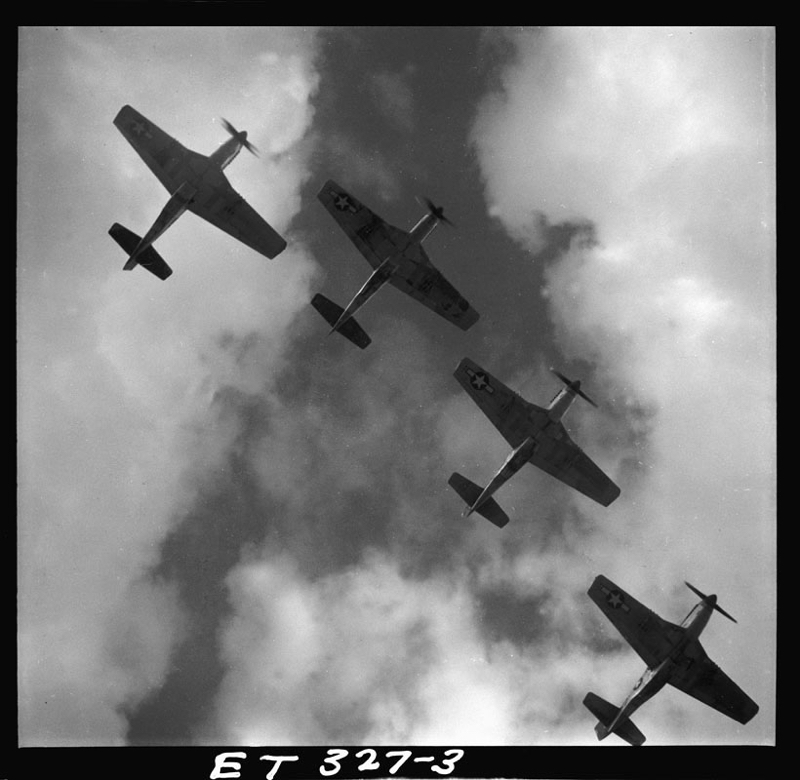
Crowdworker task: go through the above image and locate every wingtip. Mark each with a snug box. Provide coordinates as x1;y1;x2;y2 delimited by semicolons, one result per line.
601;484;621;506
455;356;475;372
318;178;337;196
268;239;288;259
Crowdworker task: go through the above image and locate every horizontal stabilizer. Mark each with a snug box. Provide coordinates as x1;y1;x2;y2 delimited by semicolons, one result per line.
447;472;509;528
108;223;173;280
583;692;646;746
311;293;371;349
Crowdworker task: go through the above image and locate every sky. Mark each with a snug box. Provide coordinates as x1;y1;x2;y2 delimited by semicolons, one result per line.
18;25;775;758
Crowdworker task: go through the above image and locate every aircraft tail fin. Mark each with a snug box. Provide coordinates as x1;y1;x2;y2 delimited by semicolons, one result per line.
447;473;510;528
311;293;371;349
108;223;173;280
583;692;646;746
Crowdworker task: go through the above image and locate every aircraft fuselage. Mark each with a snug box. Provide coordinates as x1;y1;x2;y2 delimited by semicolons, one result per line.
546;385;580;422
678;599;715;639
603;598;715;738
408;212;440;244
208;134;244;171
467;382;589;514
599;659;671;739
128;135;245;264
331;256;398;333
332;211;442;333
467;435;537;516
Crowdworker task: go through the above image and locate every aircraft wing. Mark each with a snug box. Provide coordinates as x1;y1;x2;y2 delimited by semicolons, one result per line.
589;575;684;669
668;642;759;724
114;104;204;194
528;431;621;507
318;180;479;329
454;359;619;504
454;357;541;449
389;246;479;330
115;106;286;259
188;179;287;259
317;179;406;271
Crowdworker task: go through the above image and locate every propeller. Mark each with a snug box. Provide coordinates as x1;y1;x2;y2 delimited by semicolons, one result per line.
417;195;455;227
685;581;738;623
221;117;259;156
551;369;598;408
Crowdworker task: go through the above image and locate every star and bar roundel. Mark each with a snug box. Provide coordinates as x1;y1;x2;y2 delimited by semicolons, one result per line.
607;590;626;609
466;367;494;394
130;119;153;139
598;579;630;611
333;192;358;213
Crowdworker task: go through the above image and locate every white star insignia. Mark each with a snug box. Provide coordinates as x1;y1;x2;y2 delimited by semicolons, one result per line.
466;368;493;393
131;120;152;139
605;590;630;611
334;193;356;212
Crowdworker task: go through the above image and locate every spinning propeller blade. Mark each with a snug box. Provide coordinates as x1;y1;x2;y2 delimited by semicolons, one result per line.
685;581;737;623
416;195;454;227
222;117;259;156
551;369;599;408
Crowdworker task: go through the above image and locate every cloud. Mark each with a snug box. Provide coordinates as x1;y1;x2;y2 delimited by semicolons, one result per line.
195;316;638;746
216;26;774;748
204;26;775;749
369;67;416;132
210;550;520;745
469;26;775;743
18;27;323;745
319;130;404;203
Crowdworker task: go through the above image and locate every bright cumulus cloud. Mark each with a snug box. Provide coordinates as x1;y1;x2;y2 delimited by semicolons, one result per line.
212;551;519;745
470;25;774;742
18;26;323;746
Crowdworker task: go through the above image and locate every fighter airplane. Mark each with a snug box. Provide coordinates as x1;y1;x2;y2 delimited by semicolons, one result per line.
311;179;480;348
109;105;286;279
583;575;759;746
448;358;620;527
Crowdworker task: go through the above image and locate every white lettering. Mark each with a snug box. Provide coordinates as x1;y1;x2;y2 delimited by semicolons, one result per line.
210;752;247;779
